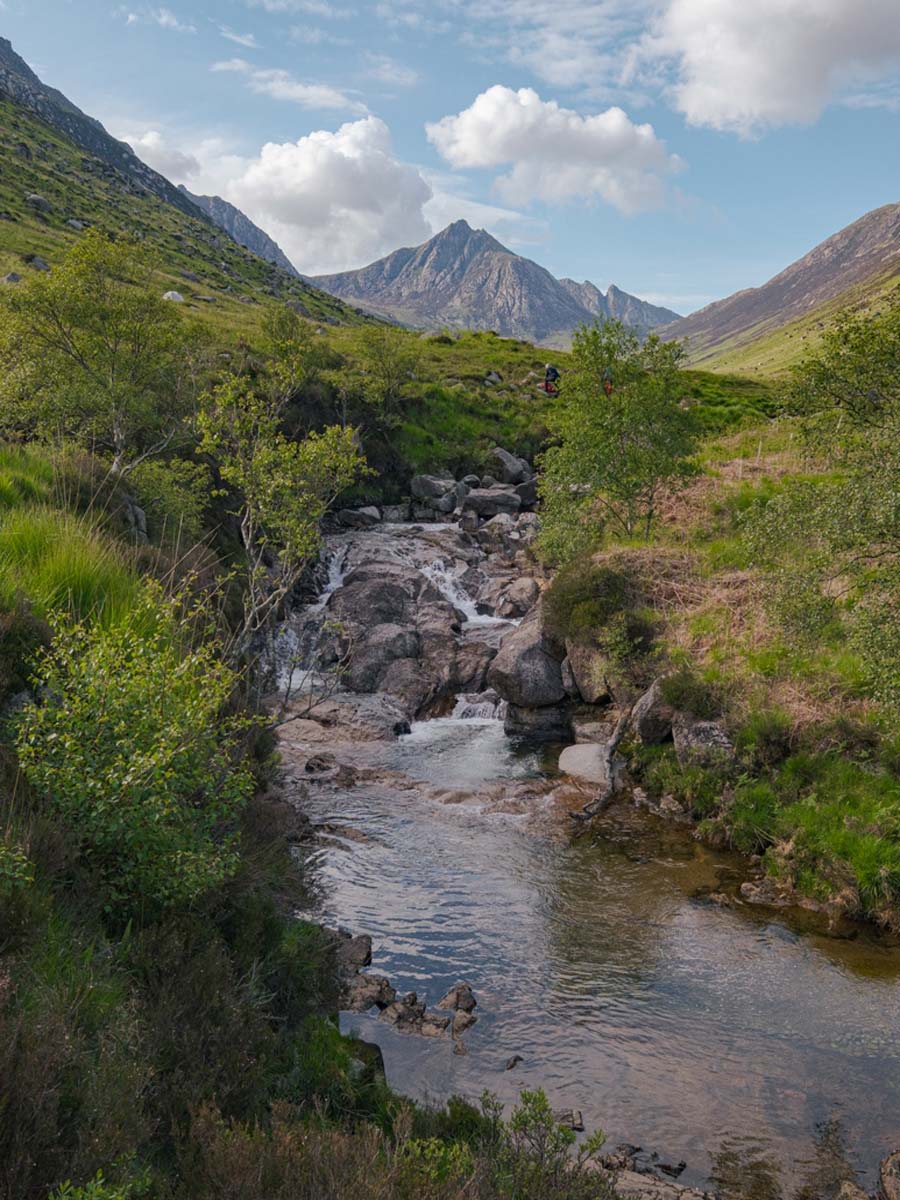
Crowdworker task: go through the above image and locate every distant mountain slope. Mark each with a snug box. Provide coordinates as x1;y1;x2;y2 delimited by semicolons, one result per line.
662;202;900;371
179;186;299;278
313;221;679;347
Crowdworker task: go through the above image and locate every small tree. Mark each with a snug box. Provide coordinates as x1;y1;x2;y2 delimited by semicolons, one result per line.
197;374;367;668
537;320;698;561
344;324;421;423
0;230;205;474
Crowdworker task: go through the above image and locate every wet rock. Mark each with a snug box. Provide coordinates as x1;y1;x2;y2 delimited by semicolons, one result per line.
382;991;427;1029
838;1182;870;1200
463;487;522;518
505;1054;524;1071
461;474;481;488
504;703;572;741
329;579;413;627
491;446;531;484
348;624;421;692
411;474;455;500
880;1150;900;1200
378;658;432;712
436;981;477;1013
632;678;675;744
343;972;396;1012
305;752;337;774
672;713;734;767
421;1014;453;1037
330;929;373;972
565;640;612;705
488;609;565;708
452;1010;477;1034
452;639;497;693
558;742;614;786
336;506;381;529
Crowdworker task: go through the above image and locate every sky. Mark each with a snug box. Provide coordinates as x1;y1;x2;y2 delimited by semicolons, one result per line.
3;0;900;313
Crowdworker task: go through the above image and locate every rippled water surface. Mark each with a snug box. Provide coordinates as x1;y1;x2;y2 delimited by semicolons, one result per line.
298;717;900;1193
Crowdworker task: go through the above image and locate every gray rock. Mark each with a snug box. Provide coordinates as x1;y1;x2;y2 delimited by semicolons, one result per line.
381;503;410;523
349;624;421;692
436;981;477;1013
452;1010;477;1034
491;446;531;484
162;290;184;302
410;503;437;522
342;972;396;1012
329;579;413;627
672;713;734;767
504;703;572;741
565;640;612;705
505;1054;524;1070
26;254;50;272
463;487;522;518
612;1169;715;1200
336;506;381;529
461;474;481;487
66;218;84;230
632;678;675;744
558;742;613;785
25;192;51;212
880;1151;900;1200
488;609;565;707
515;478;539;507
1;272;21;284
411;473;455;500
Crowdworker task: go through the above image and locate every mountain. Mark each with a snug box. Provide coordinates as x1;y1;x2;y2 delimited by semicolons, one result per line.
662;202;900;373
179;186;299;278
0;40;371;333
312;221;679;347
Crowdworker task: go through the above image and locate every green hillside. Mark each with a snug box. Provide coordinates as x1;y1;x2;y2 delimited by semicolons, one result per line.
0;97;370;339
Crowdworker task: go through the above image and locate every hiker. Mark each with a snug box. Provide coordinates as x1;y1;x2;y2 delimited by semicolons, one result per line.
601;367;613;397
543;363;561;393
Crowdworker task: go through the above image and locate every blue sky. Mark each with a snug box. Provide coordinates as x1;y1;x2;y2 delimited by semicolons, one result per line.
4;0;900;312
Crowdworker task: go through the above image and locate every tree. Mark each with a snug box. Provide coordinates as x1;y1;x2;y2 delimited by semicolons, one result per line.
344;324;421;423
537;321;698;562
197;374;368;669
0;230;205;474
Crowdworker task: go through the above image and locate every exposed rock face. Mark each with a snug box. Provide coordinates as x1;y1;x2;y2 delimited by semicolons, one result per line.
411;474;456;500
179;185;300;276
565;640;611;705
463;488;522;518
632;678;675;744
488;609;565;708
347;624;421;692
505;702;572;741
436;981;477;1014
672;713;734;767
312;219;679;348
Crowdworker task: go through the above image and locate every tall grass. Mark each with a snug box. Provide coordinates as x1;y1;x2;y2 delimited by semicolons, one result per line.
0;446;55;510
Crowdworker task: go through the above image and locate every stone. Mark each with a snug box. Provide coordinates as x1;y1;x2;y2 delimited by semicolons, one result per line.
515;478;539;507
162;290;184;302
632;678;675;744
452;1010;477;1034
484;371;502;385
349;624;421;693
330;929;372;972
565;640;612;705
461;474;481;488
382;991;427;1029
498;576;540;619
411;473;456;500
560;657;579;698
505;1054;524;1070
558;742;613;785
66;218;84;230
672;713;734;767
378;658;432;712
880;1152;900;1200
410;503;436;522
336;506;381;529
554;1109;584;1131
25;192;51;212
381;503;410;523
421;1014;452;1037
481;475;498;488
491;446;531;484
837;1183;869;1200
740;878;791;908
504;703;572;741
429;491;457;514
463;488;522;518
0;272;21;285
489;609;565;708
329;579;413;627
181;269;200;282
436;981;477;1013
25;254;50;272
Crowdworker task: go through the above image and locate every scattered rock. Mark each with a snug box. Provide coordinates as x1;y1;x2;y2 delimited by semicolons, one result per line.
463;487;522;518
25;192;51;212
632;678;675;744
740;877;791;908
1;272;21;285
491;446;531;485
411;474;456;500
66;218;85;230
484;370;502;385
504;702;572;741
436;981;477;1013
565;640;611;705
505;1054;524;1071
515;477;539;507
558;742;614;786
336;506;381;529
162;290;184;302
488;608;565;708
180;269;200;282
672;713;734;767
25;254;50;272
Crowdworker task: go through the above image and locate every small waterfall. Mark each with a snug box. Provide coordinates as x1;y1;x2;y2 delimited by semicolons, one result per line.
419;557;509;627
276;545;350;692
450;690;508;721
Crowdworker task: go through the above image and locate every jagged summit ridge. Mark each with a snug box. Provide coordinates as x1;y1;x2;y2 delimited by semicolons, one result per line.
314;221;679;347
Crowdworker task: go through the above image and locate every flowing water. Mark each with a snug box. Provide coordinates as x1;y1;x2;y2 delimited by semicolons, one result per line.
286;522;900;1194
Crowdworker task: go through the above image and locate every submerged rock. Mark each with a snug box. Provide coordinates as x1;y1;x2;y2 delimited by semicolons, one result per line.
504;702;572;741
436;981;477;1013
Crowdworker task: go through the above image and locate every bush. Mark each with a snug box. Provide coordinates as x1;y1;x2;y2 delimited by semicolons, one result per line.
658;667;722;719
736;709;794;769
15;586;254;911
542;562;634;645
0;835;35;945
130;458;210;545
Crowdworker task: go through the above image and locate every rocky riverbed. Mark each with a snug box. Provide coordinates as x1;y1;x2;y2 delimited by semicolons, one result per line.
273;462;900;1199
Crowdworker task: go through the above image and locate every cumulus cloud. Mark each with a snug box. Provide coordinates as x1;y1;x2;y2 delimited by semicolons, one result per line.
427;85;679;213
221;117;433;273
122;129;201;178
633;0;900;134
211;58;367;112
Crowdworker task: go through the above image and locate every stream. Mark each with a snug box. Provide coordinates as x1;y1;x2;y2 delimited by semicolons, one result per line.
278;519;900;1196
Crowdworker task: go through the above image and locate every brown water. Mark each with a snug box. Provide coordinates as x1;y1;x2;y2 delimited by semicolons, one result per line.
296;716;900;1195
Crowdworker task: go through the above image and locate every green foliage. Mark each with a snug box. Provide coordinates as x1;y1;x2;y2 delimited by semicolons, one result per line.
542;562;634;644
0;444;55;509
659;667;722;719
342;323;422;421
129;457;210;544
50;1172;152;1200
15;587;253;910
0;231;207;474
538;320;700;561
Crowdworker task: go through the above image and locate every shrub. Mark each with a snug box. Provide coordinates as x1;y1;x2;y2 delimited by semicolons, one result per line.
542;562;634;645
0;835;35;945
659;667;722;719
50;1171;151;1200
129;458;211;545
736;709;794;769
15;586;254;911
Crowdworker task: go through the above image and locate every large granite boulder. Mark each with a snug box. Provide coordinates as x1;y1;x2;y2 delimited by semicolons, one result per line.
348;624;421;692
488;609;565;708
565;640;612;705
491;446;532;485
632;678;675;744
411;474;455;500
463;487;522;518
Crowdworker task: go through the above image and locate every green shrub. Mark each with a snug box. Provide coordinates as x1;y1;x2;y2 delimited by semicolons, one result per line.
0;834;35;945
15;586;254;911
736;709;794;769
659;667;722;719
542;562;633;645
130;458;210;545
724;781;780;852
50;1171;151;1200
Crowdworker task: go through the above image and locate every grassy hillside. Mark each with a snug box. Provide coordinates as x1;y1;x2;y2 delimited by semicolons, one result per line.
0;97;370;340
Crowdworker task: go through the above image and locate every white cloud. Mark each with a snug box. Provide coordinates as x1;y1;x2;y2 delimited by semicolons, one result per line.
217;117;432;273
245;0;353;15
124;6;197;33
427;85;679;213
364;52;420;88
219;25;260;48
633;0;900;134
211;58;367;113
121;129;202;179
290;25;348;44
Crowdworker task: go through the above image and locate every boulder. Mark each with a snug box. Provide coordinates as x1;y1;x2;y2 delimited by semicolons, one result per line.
632;678;675;744
558;742;613;785
515;478;539;508
452;639;497;693
381;503;410;523
382;991;427;1029
481;475;498;488
0;272;21;285
464;488;522;518
500;576;540;617
421;1014;452;1037
436;981;477;1013
348;624;421;692
336;506;381;529
411;503;437;522
879;1153;900;1200
565;640;612;705
560;657;580;698
837;1184;869;1200
488;610;565;708
429;491;457;514
504;703;572;741
343;973;396;1012
411;474;455;500
162;290;184;302
461;474;481;488
452;1010;477;1034
66;218;84;230
329;579;413;627
484;371;502;385
672;713;734;767
180;269;200;282
491;446;531;484
330;929;372;972
25;192;51;212
25;254;50;272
